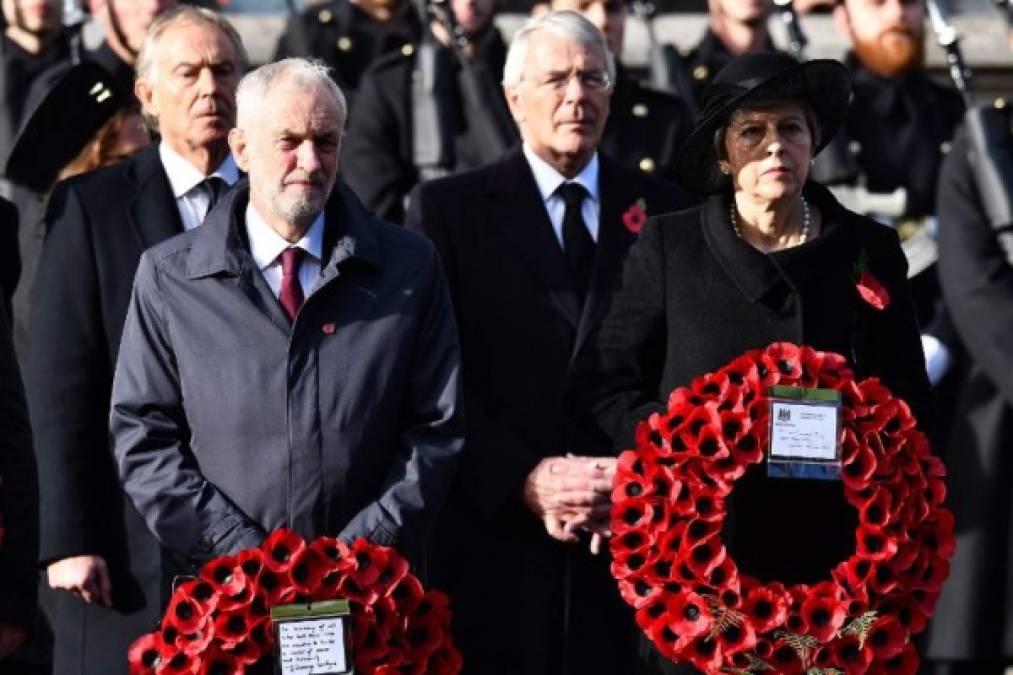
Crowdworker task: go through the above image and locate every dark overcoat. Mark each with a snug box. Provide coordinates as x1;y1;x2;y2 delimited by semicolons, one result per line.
24;145;178;675
569;181;933;671
110;180;463;573
341;31;510;223
926;113;1013;662
0;295;37;631
405;148;692;674
273;0;420;109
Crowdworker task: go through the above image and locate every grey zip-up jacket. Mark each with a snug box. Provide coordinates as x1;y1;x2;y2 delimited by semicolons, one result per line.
111;179;463;572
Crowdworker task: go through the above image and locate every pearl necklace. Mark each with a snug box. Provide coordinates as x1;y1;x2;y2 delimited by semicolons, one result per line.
730;197;811;246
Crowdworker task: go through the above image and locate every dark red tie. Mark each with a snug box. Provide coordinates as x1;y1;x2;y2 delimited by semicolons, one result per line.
279;247;305;322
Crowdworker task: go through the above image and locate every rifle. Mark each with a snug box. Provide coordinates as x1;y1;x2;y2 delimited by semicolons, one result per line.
927;0;1013;244
778;0;859;186
772;0;807;56
410;0;516;181
630;0;699;118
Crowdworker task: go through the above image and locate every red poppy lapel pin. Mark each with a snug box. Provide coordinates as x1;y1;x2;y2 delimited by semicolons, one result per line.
853;249;891;311
623;198;648;234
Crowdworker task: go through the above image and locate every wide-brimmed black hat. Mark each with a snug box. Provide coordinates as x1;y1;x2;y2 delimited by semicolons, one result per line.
675;51;852;195
5;62;125;193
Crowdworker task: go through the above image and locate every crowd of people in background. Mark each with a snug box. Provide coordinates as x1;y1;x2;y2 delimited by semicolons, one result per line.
0;0;1009;673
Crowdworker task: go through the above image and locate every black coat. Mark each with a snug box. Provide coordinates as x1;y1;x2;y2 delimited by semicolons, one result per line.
842;56;965;220
110;180;462;572
273;0;420;110
24;145;178;675
569;182;932;652
342;30;510;223
0;293;37;629
679;28;778;110
926;111;1013;662
600;67;695;184
405;148;692;674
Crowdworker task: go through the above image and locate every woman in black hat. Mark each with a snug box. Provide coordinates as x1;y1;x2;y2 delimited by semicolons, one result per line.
569;51;934;673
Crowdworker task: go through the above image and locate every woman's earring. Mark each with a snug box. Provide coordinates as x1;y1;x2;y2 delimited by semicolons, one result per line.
720;165;730;175
810;158;816;167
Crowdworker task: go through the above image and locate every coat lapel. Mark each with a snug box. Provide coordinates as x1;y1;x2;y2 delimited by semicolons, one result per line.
572;156;638;361
126;145;184;252
486;148;582;329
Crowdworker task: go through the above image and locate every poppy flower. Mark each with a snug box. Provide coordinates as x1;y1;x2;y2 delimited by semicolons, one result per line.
868;560;899;594
636;597;671;633
742;586;788;632
159;651;199;675
857;270;891;310
645;613;692;661
224;636;262;666
255;566;295;606
754;353;782;388
200;556;245;596
665;591;712;637
310;535;350;566
175;625;214;657
731;428;765;465
213;611;250;649
620;576;663;609
692;372;731;403
128;633;175;675
718;353;762;390
715;617;756;655
427;645;464;675
611;546;653;580
919;509;956;559
405;610;446;659
801;594;847;642
766;342;804;380
261;528;306;572
694;423;731;461
691;486;726;523
247;617;275;655
687;635;724;673
389;573;425;614
858;486;893;530
235;548;267;579
769;640;806;674
623;203;647;233
868;642;919;675
706;555;739;593
289;545;328;595
611;496;657;532
165;581;212;635
196;645;242;675
831;635;873;675
842;442;877;490
865;615;907;660
857;525;898;561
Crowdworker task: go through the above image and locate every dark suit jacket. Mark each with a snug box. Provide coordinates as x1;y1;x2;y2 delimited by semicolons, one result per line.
405;148;691;675
0;296;37;627
24;145;180;675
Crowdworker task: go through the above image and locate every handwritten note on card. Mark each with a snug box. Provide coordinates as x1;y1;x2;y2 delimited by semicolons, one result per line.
277;617;348;674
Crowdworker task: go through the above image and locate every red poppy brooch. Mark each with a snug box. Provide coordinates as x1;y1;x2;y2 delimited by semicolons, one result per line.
128;530;462;675
609;343;952;674
854;250;891;311
623;199;649;234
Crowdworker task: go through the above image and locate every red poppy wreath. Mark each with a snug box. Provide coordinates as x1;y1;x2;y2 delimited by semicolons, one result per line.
610;343;954;674
128;530;462;675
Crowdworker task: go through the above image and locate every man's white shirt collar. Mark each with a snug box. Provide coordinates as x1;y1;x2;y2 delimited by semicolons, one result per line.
522;144;600;207
159;141;240;198
245;204;325;272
